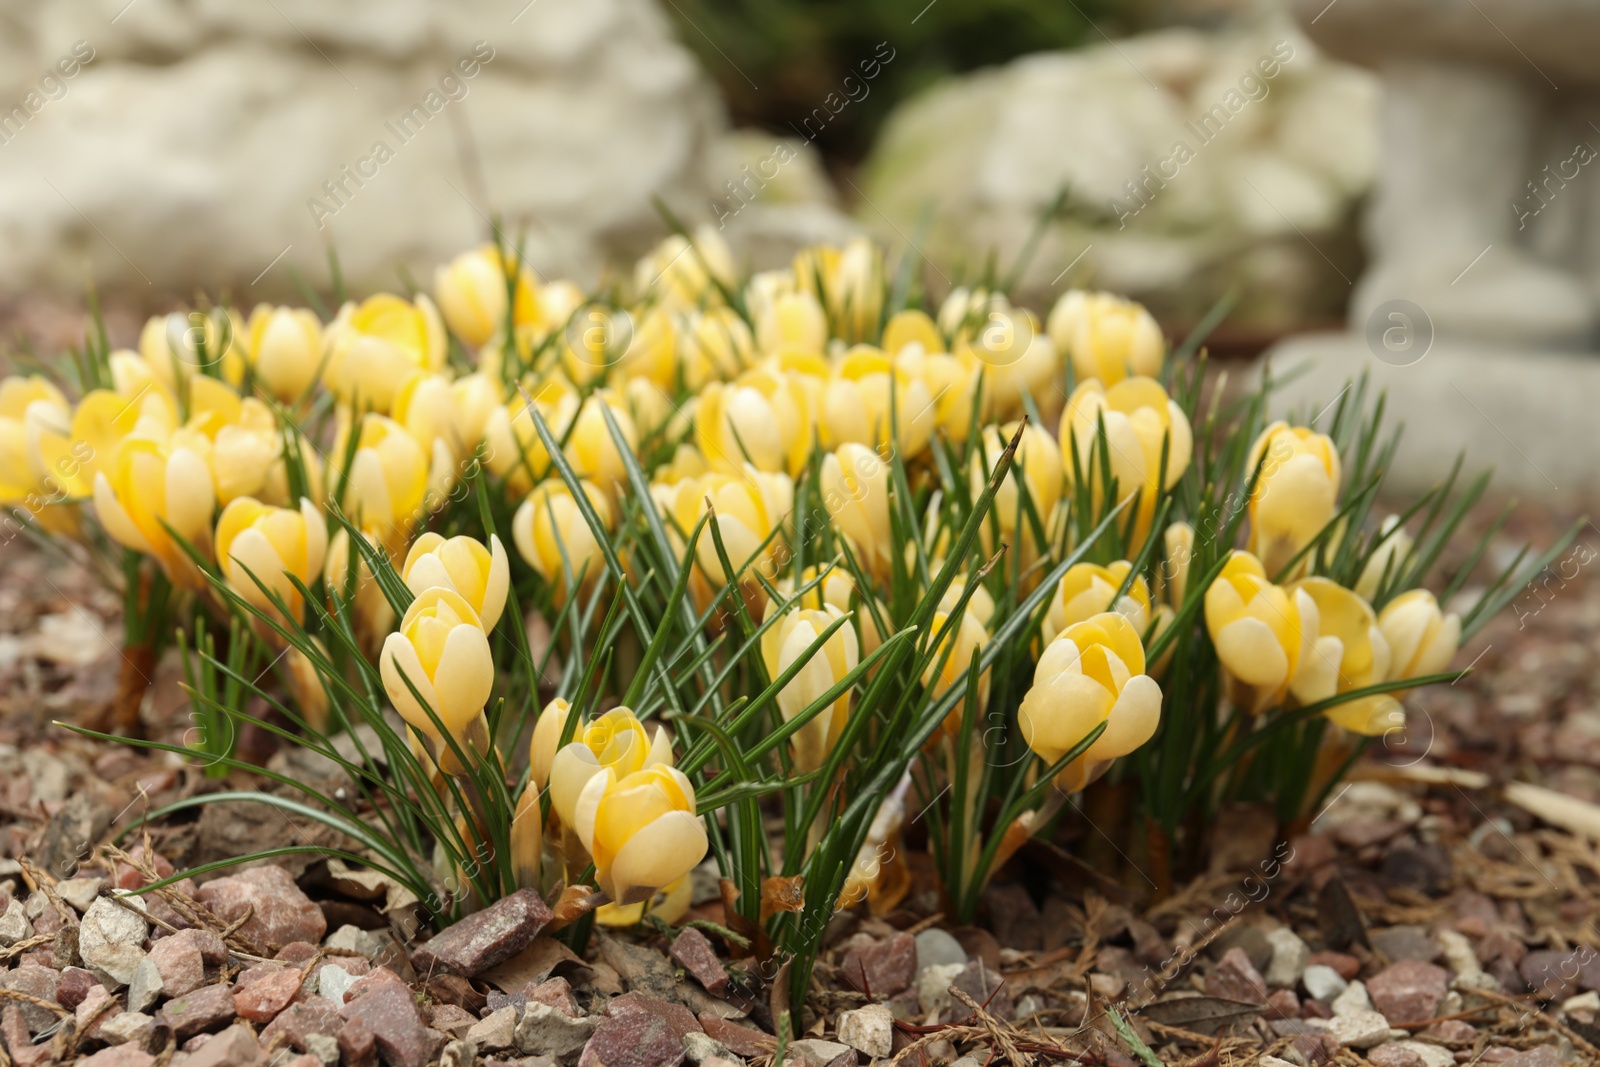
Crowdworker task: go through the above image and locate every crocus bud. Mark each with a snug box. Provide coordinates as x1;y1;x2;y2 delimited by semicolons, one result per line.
1158;522;1195;605
636;226;736;309
564;392;638;495
823;237;884;344
572;764;708;906
1044;561;1151;647
696;367;813;476
332;413;428;544
1355;515;1413;602
245;305;323;403
683;308;755;389
1203;551;1315;714
881;309;942;356
1019;612;1162;783
380;588;494;766
1288;577;1400;735
401;532;509;632
654;468;793;588
435;245;540;348
1246;422;1341;578
0;375;69;505
324;526;396;652
323;293;447;412
530;697;576;791
821;348;936;459
514;480;613;595
1379;589;1460;682
821;443;892;580
94;434;217;588
1062;377;1192;546
547;707;674;831
483;380;578;495
215;497;327;623
924;609;991;715
1048;291;1164;386
756;290;827;356
972;421;1063;565
760;604;860;772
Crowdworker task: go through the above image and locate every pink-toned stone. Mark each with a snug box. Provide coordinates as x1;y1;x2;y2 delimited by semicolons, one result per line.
1;1005;50;1067
76;1047;157;1067
427;1001;478;1037
234;967;303;1024
1367;959;1448;1024
193;867;325;952
3;964;60;1034
1366;1044;1426;1067
159;983;237;1040
1206;947;1269;1003
170;1022;264;1067
57;966;102;1011
260;995;343;1053
339;1012;379;1067
75;985;118;1043
839;932;917;997
608;991;703;1042
1307;951;1361;981
527;975;580;1016
409;888;553;979
698;1014;775;1057
340;969;429;1067
579;1009;687;1067
671;927;729;996
147;931;208;997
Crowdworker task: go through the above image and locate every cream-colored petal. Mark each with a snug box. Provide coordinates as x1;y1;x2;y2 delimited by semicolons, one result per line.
1087;673;1162;760
430;624;494;734
1215;617;1289;688
605;810;708;906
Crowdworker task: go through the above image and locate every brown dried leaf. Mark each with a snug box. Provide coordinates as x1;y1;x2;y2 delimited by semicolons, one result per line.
1138;995;1261;1036
548;884;601;927
760;874;805;921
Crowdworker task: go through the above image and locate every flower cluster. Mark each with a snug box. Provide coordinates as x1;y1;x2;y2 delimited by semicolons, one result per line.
13;227;1506;952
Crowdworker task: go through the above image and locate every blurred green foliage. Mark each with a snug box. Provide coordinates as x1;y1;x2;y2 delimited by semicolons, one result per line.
663;0;1120;163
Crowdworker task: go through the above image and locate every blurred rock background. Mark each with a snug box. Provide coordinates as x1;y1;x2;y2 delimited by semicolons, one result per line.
0;0;1376;352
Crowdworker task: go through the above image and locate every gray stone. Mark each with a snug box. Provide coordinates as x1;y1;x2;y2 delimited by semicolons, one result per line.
1305;966;1344;1004
127;956;163;1012
0;0;736;301
1327;1009;1392;1049
99;1011;156;1046
79;896;150;987
836;1003;894;1058
682;1031;733;1065
1263;336;1600;496
468;1005;518;1052
1264;928;1311;989
0;898;33;946
317;964;359;1005
915;962;965;1017
914;929;968;974
306;1033;341;1067
58;877;104;912
1331;980;1373;1017
516;1000;600;1062
787;1039;855;1067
